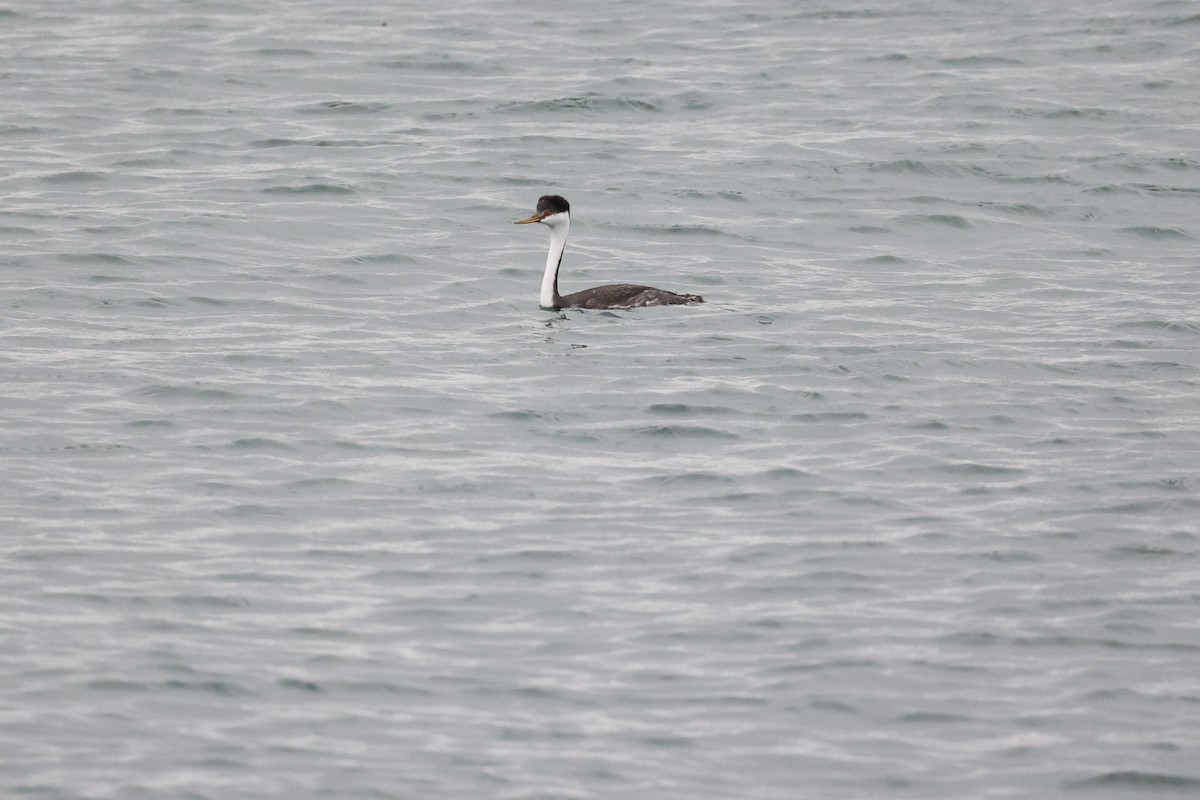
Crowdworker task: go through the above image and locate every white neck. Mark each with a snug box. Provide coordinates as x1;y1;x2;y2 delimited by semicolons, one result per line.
539;214;570;309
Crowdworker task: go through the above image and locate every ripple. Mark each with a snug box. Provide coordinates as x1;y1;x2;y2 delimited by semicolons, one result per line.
40;170;109;185
136;385;243;402
132;297;177;308
628;224;724;236
284;477;358;491
300;100;391;114
379;56;479;72
1164;14;1200;27
756;466;812;480
1109;544;1184;558
87;679;150;692
632;424;738;439
966;166;1074;184
869;159;962;177
339;252;419;265
895;711;973;723
671;189;747;202
1066;771;1200;791
646;403;736;415
1118;226;1190;239
977;202;1050;217
1020;106;1113;120
498;95;662;114
59;252;136;266
262;183;355;195
648;471;736;485
938;55;1024;67
898;213;972;229
254;48;314;57
124;419;174;429
228;437;295;451
936;462;1026;477
164;679;254;696
1114;320;1200;335
326;680;434;696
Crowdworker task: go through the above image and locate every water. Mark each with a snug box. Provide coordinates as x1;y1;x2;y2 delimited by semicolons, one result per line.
3;0;1199;797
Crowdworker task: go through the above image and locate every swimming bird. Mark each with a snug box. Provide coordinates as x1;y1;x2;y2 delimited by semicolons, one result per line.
514;195;704;310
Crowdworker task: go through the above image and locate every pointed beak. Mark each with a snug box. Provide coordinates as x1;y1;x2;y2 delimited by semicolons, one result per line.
514;212;544;225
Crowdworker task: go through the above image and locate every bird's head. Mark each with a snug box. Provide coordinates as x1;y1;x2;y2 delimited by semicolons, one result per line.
514;194;570;227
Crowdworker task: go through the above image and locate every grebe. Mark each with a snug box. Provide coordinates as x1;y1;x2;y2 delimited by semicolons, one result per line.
514;195;704;310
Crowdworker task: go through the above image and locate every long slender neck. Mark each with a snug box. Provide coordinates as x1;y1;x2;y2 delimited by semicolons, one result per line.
539;216;569;309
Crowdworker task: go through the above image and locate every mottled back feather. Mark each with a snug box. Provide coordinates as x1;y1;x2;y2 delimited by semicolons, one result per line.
558;284;703;310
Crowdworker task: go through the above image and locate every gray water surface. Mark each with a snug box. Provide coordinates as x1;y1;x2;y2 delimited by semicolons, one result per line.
3;1;1199;798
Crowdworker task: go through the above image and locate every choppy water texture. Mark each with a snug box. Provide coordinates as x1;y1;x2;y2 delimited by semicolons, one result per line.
3;1;1199;798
